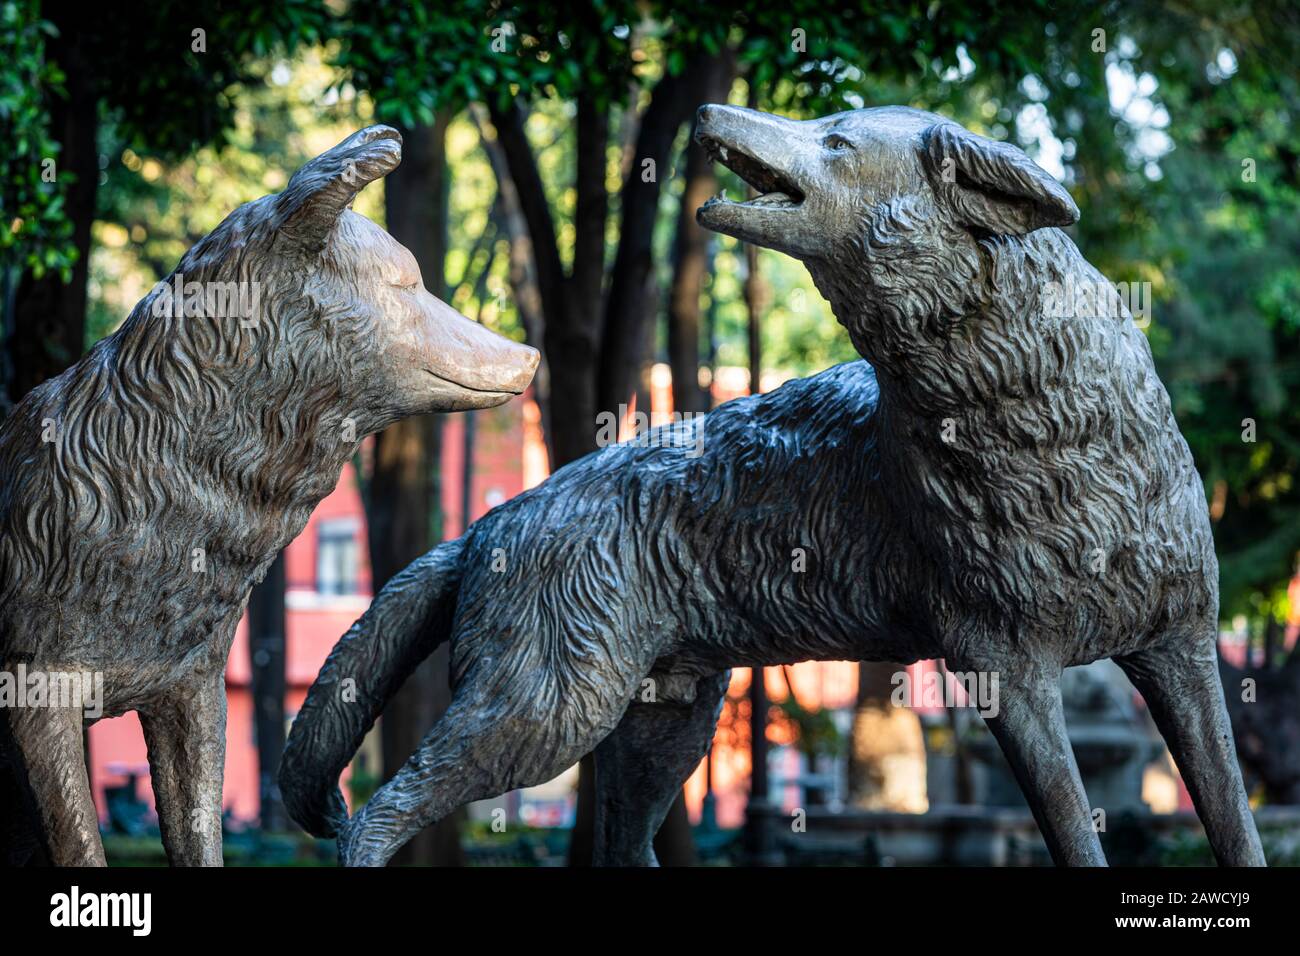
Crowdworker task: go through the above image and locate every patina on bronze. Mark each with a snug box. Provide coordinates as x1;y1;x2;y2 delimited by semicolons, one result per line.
282;108;1263;868
0;127;539;866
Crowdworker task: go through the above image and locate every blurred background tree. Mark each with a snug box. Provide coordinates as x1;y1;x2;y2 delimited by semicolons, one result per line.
3;0;327;407
0;0;77;414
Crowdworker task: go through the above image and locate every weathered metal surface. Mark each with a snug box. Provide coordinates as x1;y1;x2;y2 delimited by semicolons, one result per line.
283;108;1263;868
0;127;538;866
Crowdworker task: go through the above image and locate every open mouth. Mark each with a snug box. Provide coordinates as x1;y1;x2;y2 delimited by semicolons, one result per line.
697;133;805;211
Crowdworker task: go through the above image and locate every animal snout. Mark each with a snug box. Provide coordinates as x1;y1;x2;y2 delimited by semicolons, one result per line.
460;330;539;395
695;103;738;140
695;103;786;142
419;294;539;396
501;342;540;394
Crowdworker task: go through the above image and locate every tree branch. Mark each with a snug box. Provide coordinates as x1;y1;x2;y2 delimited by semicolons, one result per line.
597;53;725;414
484;98;566;330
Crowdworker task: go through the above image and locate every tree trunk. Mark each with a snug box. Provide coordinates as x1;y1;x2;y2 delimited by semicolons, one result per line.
597;55;722;418
743;241;764;393
487;94;611;867
667;138;717;416
247;551;287;830
472;107;552;463
667;54;733;416
369;114;464;866
487;98;601;471
488;53;732;865
633;282;657;429
8;5;100;402
743;666;774;864
572;56;734;867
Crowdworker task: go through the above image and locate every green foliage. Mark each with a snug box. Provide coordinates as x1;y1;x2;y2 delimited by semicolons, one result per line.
88;49;384;343
330;0;646;122
0;0;76;278
328;1;1091;134
1148;30;1300;618
3;0;328;306
86;1;328;159
1019;1;1300;617
731;1;1068;115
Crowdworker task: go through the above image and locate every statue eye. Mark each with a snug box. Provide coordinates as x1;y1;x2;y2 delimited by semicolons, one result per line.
824;135;854;152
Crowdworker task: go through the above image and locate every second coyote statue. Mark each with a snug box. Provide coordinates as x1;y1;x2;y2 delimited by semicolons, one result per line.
0;127;538;866
283;106;1264;867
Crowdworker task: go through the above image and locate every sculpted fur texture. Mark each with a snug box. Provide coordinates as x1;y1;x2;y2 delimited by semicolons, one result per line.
0;127;538;866
282;106;1262;868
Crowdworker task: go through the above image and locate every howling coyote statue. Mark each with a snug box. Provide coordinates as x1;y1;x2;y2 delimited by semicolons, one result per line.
282;106;1264;867
0;127;539;866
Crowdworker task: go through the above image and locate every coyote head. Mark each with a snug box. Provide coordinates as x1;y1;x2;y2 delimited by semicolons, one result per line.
125;126;538;437
0;128;541;607
695;105;1079;368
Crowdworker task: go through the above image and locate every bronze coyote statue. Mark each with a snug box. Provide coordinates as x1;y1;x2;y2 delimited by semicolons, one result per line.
282;107;1264;867
0;127;539;865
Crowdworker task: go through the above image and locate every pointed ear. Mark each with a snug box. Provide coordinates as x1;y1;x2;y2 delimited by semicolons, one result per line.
922;123;1079;236
276;126;403;254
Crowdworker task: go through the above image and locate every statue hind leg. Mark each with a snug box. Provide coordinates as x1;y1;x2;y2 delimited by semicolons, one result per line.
1;699;105;865
1117;635;1266;866
338;643;643;867
592;671;730;866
